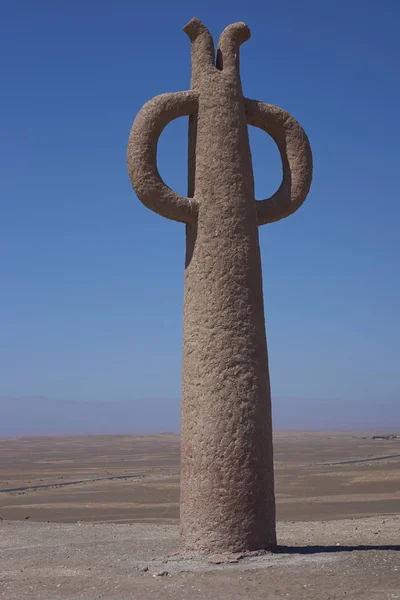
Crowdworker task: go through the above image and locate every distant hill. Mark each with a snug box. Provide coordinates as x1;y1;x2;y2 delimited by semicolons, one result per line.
0;395;398;437
272;395;399;432
0;396;180;437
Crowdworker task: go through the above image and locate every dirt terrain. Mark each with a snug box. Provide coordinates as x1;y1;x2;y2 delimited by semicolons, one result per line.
0;432;399;599
1;516;399;599
0;432;399;523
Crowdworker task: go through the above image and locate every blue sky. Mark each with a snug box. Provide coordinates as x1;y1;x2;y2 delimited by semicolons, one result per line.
1;0;399;427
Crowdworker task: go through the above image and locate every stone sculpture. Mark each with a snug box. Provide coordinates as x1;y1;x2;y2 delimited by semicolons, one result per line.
127;17;313;554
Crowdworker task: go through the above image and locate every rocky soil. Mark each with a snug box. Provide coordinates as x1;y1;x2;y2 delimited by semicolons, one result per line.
1;515;399;599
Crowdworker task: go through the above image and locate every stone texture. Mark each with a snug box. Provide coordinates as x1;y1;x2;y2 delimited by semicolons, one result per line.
127;17;313;554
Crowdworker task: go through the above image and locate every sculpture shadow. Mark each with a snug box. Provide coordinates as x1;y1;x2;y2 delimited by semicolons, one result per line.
276;544;400;555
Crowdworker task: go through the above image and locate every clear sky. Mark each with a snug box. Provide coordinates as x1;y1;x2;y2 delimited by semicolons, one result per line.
1;0;399;428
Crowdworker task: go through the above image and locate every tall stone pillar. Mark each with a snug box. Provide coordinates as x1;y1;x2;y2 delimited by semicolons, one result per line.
127;17;313;554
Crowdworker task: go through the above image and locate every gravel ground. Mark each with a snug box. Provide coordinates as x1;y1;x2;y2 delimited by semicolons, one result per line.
0;515;399;599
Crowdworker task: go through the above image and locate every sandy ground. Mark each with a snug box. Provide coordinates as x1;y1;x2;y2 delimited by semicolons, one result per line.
1;516;399;599
1;433;399;598
1;432;399;523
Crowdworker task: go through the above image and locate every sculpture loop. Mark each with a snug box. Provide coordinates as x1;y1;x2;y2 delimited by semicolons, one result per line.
127;91;199;224
245;99;313;224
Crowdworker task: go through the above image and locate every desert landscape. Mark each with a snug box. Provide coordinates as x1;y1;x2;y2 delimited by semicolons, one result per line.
1;431;399;524
1;432;399;599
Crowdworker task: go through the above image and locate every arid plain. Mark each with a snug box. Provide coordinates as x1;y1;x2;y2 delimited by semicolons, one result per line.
1;432;399;600
1;431;399;523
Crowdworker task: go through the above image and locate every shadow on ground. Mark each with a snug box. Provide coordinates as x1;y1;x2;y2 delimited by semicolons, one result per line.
277;544;400;554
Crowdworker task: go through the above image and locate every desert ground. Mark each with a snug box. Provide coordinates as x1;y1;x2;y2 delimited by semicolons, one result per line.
1;432;399;523
1;432;399;599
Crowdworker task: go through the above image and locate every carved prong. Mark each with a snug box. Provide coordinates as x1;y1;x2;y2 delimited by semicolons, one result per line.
127;91;199;224
183;17;215;80
245;98;313;225
216;22;250;71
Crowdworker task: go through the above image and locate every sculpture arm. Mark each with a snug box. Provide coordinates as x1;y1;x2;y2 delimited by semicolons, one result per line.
127;91;199;224
245;99;313;225
216;21;250;71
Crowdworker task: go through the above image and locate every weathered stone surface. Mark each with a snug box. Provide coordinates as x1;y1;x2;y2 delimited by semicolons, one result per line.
127;17;313;554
